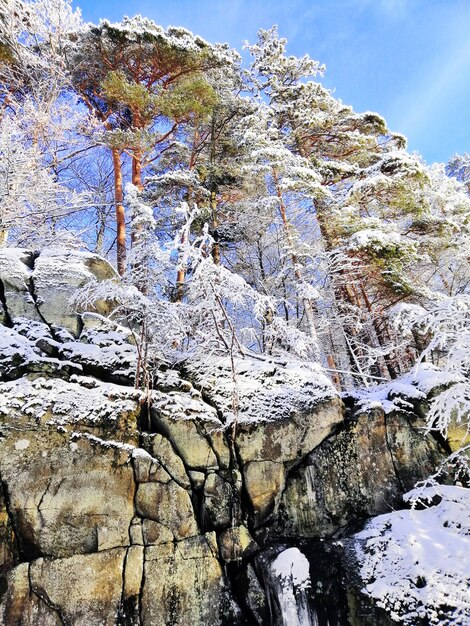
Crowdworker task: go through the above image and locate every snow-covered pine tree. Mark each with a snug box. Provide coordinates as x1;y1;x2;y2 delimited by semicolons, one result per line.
65;17;233;274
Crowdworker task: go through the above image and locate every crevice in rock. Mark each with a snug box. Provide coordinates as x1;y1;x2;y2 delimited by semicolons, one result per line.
191;483;208;534
1;479;43;562
137;399;152;433
117;546;140;626
231;440;254;533
69;360;135;387
130;457;142;525
0;472;20;569
75;313;84;339
428;429;453;456
138;549;146;626
220;562;256;626
383;411;406;495
27;256;61;343
224;559;268;626
28;562;68;626
36;478;54;526
0;278;13;328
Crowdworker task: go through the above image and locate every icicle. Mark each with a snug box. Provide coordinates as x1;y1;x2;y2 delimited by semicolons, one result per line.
270;547;319;626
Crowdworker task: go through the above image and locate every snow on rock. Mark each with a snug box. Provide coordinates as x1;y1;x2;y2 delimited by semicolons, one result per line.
354;485;470;625
348;362;461;415
270;547;315;626
271;547;311;590
2;312;139;384
0;248;34;291
32;248;118;336
59;339;137;383
1;314;139;383
0;323;78;379
184;354;337;424
0;324;42;366
0;248;39;321
80;312;136;346
0;375;142;430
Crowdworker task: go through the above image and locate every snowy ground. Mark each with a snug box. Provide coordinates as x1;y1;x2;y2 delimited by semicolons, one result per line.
354;485;470;625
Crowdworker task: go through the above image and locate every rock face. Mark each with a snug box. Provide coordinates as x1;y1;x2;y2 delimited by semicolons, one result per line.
0;247;455;625
0;247;117;336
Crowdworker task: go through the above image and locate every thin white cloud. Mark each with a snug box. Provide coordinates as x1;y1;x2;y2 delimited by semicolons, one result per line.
340;0;417;18
398;36;470;142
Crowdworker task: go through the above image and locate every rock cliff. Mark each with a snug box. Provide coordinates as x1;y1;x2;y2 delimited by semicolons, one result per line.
0;248;459;625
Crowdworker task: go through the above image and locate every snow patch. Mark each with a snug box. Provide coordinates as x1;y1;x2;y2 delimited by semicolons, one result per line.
185;354;337;424
348;362;461;414
272;547;311;590
354;485;470;625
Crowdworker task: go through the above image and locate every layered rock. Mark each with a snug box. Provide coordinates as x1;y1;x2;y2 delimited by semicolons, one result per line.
0;247;457;625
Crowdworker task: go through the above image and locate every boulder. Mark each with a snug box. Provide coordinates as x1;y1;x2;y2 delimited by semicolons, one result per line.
243;460;286;523
32;249;118;336
142;519;174;545
0;432;135;558
218;525;258;563
141;534;239;626
235;395;344;466
203;471;237;529
151;390;231;470
0;375;141;441
184;355;338;425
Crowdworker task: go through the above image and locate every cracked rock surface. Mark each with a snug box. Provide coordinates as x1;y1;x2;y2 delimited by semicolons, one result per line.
0;247;449;625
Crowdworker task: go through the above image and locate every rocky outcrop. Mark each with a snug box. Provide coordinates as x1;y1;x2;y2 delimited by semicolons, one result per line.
274;406;444;538
0;247;456;625
0;247;117;336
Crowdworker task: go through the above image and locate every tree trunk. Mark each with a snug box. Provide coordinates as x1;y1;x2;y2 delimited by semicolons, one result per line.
175;223;187;302
95;208;106;255
111;148;126;276
209;113;220;265
130;148;144;252
132;149;143;190
272;168;321;361
210;187;220;265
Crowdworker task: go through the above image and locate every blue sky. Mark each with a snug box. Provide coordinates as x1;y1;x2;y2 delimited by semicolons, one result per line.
75;0;470;165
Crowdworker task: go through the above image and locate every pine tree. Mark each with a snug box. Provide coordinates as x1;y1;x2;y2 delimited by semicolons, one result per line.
66;17;230;275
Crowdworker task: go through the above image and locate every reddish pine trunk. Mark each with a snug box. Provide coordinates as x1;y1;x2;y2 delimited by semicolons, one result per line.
111;148;126;276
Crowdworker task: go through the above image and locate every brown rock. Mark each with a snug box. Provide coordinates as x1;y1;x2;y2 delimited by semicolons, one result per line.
219;525;258;563
135;481;198;540
141;534;238;626
29;548;126;626
243;460;286;522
